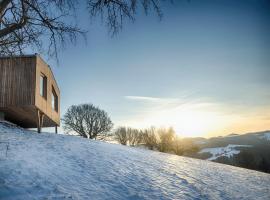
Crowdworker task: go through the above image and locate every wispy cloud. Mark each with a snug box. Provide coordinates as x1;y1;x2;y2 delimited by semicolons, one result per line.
124;95;187;115
124;96;179;103
124;95;202;110
125;96;162;102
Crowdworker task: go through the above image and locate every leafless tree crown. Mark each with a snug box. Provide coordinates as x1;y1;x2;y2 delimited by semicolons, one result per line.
114;126;143;146
88;0;163;35
0;0;84;57
0;0;164;58
62;103;113;139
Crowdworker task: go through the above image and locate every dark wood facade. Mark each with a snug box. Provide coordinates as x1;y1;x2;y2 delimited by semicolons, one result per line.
0;54;60;132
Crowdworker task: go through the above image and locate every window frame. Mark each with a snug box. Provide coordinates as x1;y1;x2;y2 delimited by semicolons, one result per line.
40;73;47;99
51;86;58;112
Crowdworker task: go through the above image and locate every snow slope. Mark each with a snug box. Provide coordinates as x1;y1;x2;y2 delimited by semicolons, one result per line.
199;144;252;161
0;122;270;200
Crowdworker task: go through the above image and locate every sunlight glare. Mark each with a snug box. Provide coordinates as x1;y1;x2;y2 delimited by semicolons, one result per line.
123;103;226;138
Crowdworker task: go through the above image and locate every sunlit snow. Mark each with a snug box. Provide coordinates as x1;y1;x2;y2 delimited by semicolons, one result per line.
0;122;269;200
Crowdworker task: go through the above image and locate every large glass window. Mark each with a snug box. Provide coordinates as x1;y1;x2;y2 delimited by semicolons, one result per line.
52;86;58;112
40;74;47;99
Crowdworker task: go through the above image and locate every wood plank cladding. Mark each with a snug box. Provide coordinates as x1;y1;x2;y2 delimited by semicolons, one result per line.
35;56;60;125
0;54;60;128
0;56;36;107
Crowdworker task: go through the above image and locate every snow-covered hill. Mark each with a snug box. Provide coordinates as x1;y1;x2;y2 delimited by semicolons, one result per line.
199;144;252;161
259;132;270;141
0;122;270;200
189;130;270;166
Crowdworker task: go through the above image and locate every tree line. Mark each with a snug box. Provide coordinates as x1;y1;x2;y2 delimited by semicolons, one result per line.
215;148;270;174
114;126;199;156
62;103;199;156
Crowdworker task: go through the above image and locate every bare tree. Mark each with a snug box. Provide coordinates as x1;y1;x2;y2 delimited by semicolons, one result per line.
127;128;143;146
173;136;184;156
88;0;163;35
142;127;158;150
0;0;165;57
158;127;175;152
114;126;129;145
0;0;84;57
114;127;143;146
62;103;113;139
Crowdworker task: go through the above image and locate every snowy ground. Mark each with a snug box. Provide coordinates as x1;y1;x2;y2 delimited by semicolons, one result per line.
258;132;270;141
0;122;270;200
199;144;252;161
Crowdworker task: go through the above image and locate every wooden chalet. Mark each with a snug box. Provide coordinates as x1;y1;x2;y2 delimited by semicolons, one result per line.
0;54;60;133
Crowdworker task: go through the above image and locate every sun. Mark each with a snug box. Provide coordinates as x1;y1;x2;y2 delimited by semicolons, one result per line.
124;103;226;138
170;109;223;137
153;107;223;137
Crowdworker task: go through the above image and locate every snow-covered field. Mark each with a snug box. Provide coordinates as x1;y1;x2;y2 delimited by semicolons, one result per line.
199;144;252;161
258;132;270;141
0;122;270;200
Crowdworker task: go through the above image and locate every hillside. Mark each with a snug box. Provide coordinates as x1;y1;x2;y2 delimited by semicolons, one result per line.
187;131;270;173
0;122;270;200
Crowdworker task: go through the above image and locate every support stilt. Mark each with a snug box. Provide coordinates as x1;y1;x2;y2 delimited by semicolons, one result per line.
37;110;44;133
0;112;5;121
55;125;58;134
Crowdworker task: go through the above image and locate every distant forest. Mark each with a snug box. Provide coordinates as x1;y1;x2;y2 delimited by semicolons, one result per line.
214;146;270;174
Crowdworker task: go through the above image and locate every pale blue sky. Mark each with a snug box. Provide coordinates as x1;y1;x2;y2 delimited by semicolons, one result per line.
43;0;270;137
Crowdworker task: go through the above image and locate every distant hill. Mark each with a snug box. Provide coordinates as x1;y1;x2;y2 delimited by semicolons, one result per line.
185;131;270;173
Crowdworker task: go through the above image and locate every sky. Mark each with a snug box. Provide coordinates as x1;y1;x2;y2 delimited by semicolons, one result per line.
44;0;269;138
